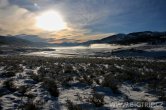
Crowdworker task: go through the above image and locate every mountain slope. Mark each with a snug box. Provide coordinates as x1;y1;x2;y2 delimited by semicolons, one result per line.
0;36;33;46
15;34;48;43
81;31;166;45
1;31;166;47
0;35;52;47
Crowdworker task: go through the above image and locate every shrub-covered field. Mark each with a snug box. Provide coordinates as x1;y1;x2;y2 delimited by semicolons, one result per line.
0;56;165;110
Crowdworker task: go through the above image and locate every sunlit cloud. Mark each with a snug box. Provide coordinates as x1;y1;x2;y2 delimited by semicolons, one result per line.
35;10;67;31
0;0;111;41
0;0;38;35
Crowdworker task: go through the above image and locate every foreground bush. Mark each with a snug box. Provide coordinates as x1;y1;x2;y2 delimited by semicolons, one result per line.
0;71;15;78
19;102;38;110
66;100;83;110
3;79;16;92
43;78;59;97
90;93;105;107
102;75;119;94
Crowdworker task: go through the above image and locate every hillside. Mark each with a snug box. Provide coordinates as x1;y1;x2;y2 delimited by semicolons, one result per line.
15;34;48;43
81;31;166;46
0;36;32;47
0;35;52;47
1;31;166;47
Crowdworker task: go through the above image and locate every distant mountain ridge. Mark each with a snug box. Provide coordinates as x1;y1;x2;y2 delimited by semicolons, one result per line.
0;35;32;46
81;31;166;46
15;34;48;43
0;35;52;47
0;31;166;47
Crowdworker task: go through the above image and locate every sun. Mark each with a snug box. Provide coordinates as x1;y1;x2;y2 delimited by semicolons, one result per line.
35;10;67;31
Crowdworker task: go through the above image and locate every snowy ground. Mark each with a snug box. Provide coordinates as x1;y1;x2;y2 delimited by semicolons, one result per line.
0;56;165;110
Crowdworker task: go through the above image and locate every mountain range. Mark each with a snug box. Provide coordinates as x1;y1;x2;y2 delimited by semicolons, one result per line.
81;31;166;46
0;35;52;47
0;31;166;47
15;34;48;43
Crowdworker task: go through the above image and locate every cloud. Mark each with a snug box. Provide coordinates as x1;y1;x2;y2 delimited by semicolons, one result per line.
50;38;81;43
1;0;165;42
0;0;9;7
8;0;60;11
11;0;120;31
0;0;114;42
0;0;40;35
0;0;56;37
48;28;115;43
54;0;122;30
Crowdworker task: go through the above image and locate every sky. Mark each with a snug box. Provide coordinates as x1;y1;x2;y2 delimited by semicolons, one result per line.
0;0;166;42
